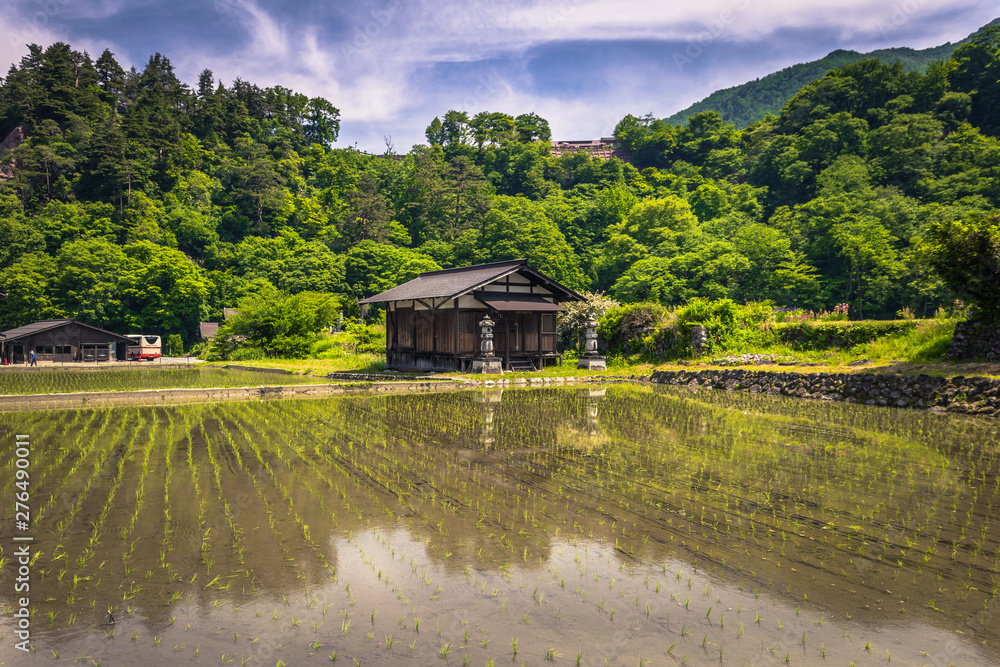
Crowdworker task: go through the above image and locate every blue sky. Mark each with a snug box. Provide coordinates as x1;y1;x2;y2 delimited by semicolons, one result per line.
1;0;996;152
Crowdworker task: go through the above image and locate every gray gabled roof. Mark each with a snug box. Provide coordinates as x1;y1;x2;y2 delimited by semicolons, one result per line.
0;319;133;342
199;322;221;341
359;259;584;304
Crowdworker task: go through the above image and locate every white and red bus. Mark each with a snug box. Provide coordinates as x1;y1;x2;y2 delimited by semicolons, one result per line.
126;335;162;361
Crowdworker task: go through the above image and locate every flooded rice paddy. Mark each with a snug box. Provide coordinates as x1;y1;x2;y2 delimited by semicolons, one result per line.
0;367;329;396
1;385;1000;666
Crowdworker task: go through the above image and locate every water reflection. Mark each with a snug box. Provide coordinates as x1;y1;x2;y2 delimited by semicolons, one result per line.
471;388;503;449
1;386;999;665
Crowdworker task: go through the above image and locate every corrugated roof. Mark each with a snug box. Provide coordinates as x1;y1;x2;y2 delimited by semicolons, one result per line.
359;259;525;304
0;319;133;342
475;293;565;312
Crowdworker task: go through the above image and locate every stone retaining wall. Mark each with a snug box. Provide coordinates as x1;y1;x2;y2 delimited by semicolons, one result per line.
325;372;460;382
222;364;293;375
471;375;638;387
948;320;1000;360
649;368;1000;415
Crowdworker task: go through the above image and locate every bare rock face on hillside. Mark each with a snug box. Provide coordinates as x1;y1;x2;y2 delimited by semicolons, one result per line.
0;125;25;180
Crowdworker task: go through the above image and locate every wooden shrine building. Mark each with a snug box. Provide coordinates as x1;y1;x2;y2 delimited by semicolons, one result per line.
359;259;583;372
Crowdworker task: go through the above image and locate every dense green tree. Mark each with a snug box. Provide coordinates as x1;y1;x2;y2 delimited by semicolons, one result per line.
338;172;394;246
35;200;120;253
917;212;1000;320
610;196;699;254
95;49;126;102
210;285;339;358
120;241;210;340
221;137;287;236
0;253;60;328
53;237;128;328
948;27;1000;136
2;33;1000;339
303;97;341;147
831;216;901;317
401;152;492;243
768;251;822;307
344;241;439;299
869;113;943;190
610;256;682;304
453;196;587;290
230;232;346;295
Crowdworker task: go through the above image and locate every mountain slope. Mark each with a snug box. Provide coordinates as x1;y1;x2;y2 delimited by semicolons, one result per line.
665;18;1000;128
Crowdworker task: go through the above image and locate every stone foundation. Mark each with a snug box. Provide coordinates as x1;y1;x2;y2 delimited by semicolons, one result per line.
577;356;607;371
471;358;504;374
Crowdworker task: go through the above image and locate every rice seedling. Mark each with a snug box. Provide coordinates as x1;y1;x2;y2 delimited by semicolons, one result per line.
0;367;331;396
8;385;1000;666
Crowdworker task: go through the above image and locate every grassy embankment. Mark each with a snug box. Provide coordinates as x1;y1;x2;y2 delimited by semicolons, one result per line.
209;317;1000;380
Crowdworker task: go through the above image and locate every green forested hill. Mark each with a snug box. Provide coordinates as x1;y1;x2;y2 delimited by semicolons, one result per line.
1;28;999;356
665;18;1000;128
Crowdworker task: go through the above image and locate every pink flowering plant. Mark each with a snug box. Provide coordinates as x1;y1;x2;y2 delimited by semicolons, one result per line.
772;303;850;323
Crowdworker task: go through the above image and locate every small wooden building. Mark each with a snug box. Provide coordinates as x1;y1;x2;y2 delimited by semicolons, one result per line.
0;319;133;364
360;259;584;372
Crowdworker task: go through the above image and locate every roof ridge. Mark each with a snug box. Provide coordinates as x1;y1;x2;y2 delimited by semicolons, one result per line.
359;259;583;305
418;258;526;277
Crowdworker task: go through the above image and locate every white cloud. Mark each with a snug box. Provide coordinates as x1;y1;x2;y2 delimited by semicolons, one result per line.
216;0;289;57
383;0;988;62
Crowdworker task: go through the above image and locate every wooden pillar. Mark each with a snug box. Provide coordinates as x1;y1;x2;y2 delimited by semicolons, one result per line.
504;314;510;371
392;305;399;366
537;312;542;370
411;303;416;362
520;314;525;354
454;301;459;364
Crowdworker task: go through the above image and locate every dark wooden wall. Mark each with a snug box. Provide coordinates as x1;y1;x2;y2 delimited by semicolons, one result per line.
386;307;560;369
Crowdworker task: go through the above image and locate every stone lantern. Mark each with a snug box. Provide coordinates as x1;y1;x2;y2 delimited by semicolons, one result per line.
472;314;503;373
577;316;607;370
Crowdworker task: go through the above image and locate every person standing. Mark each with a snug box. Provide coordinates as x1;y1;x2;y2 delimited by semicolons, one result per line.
29;350;37;366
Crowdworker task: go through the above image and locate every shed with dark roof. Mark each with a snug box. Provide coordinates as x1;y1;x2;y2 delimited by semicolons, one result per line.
0;319;133;364
359;259;584;372
198;322;220;342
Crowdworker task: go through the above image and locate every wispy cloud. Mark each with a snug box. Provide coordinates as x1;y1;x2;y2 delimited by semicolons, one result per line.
213;0;289;57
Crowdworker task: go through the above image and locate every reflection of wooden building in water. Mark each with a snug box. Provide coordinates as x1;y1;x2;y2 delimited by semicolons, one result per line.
0;319;133;364
360;259;584;372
